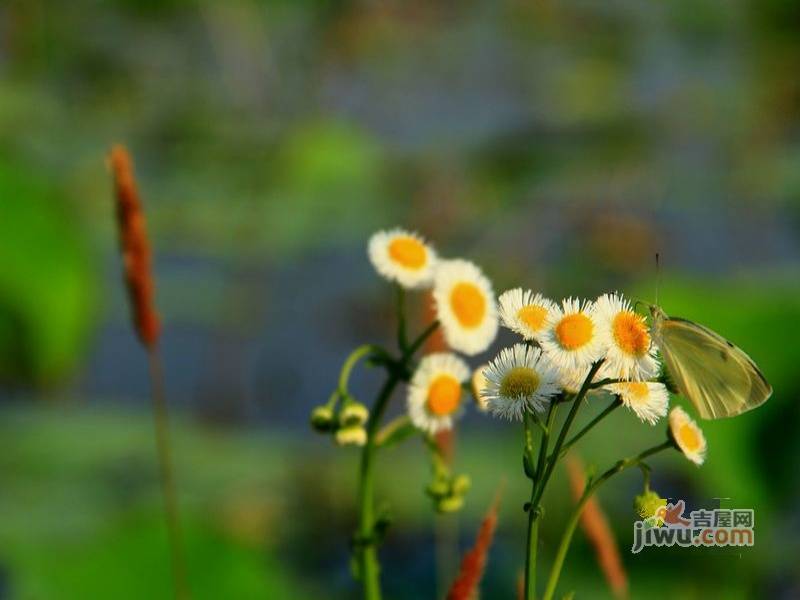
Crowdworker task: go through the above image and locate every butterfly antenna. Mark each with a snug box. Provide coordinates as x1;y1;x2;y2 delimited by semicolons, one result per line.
655;252;661;306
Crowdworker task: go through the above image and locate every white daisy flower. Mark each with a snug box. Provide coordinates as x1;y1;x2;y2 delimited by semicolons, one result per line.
540;298;606;373
668;406;707;466
594;293;659;381
470;363;490;412
498;288;556;342
407;353;471;434
433;259;499;355
368;228;437;289
606;381;669;425
481;344;561;420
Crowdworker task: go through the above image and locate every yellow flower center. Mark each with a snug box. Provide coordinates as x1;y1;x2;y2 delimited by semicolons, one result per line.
387;236;427;270
427;374;462;416
450;282;486;328
518;305;548;331
625;382;650;404
499;367;540;399
678;423;701;452
612;311;650;357
555;313;594;350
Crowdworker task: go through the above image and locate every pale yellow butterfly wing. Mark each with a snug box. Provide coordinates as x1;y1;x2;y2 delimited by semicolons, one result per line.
653;314;772;419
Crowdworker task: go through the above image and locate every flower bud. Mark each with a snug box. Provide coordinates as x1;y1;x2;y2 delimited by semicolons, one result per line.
426;478;450;499
523;454;536;479
335;425;367;447
340;402;369;427
436;495;465;513
451;474;471;496
634;489;667;524
310;405;336;432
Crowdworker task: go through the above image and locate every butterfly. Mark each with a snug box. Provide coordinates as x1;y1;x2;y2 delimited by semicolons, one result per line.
649;305;772;419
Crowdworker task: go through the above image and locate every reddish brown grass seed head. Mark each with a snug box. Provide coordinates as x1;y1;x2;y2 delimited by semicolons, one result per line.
446;489;502;600
108;144;160;349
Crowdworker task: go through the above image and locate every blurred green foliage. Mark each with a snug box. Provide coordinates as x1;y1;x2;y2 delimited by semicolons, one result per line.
0;408;314;598
0;163;97;385
262;119;384;252
1;361;793;600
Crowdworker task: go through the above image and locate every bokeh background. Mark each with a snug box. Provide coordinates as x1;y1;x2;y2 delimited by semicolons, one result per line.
2;0;800;598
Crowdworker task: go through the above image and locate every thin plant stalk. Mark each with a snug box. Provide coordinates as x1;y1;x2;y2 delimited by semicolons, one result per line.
524;509;540;600
339;344;390;395
396;286;408;352
522;413;538;600
523;361;603;600
541;440;673;600
435;511;459;599
353;299;440;599
109;146;188;599
147;349;190;600
555;397;622;461
356;373;401;600
531;361;604;512
523;400;558;600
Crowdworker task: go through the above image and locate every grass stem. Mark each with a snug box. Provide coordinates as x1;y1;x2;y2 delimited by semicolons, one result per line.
147;349;190;600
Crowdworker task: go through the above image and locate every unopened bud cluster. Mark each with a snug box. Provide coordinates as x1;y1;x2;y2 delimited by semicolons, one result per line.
426;473;471;513
310;396;370;447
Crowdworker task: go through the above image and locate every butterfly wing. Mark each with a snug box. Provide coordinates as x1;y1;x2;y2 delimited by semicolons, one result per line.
655;317;772;419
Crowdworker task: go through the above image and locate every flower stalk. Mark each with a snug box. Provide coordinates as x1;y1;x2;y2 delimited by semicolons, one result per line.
348;294;440;599
355;372;402;600
555;397;622;461
147;349;190;600
523;396;558;600
523;360;604;600
108;145;189;599
542;440;672;600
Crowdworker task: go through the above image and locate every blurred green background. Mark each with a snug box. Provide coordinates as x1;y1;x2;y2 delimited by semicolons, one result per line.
2;0;800;598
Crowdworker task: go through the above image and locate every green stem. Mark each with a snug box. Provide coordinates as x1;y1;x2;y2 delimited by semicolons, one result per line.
424;434;449;476
531;361;604;511
522;364;602;600
339;344;388;397
638;461;653;493
588;377;623;389
374;416;416;448
523;412;536;468
525;515;540;600
396;286;407;353
405;320;440;358
352;297;441;599
535;403;558;492
147;349;190;600
356;374;400;600
553;397;622;461
522;414;538;600
541;440;673;600
523;402;558;600
527;411;549;436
